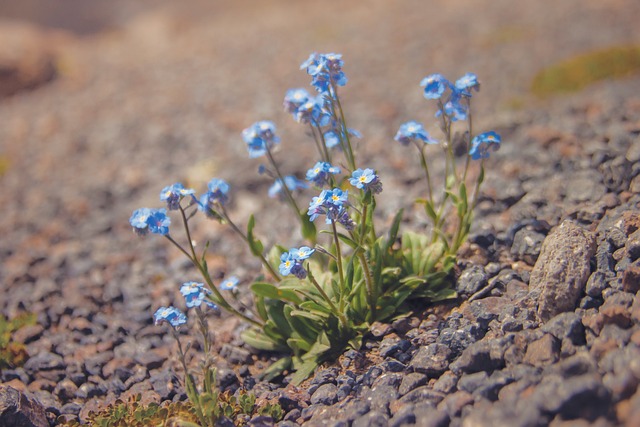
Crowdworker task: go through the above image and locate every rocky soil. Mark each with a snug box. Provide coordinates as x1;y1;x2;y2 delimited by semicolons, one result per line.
1;0;640;426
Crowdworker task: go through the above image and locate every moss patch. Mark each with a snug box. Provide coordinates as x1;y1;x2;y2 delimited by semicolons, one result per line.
531;45;640;97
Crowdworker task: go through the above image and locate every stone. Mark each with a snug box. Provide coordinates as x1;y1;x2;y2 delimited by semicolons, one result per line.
409;343;452;377
449;335;514;374
511;228;546;265
398;372;429;396
310;383;338;406
456;265;488;297
585;270;609;298
622;260;640;293
437;390;474;418
23;351;64;373
0;385;49;427
523;334;560;367
528;220;596;321
541;312;586;345
532;375;611;420
457;371;488;394
352;410;388;427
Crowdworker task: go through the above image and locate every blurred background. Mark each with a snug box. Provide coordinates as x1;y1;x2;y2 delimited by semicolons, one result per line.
0;0;639;247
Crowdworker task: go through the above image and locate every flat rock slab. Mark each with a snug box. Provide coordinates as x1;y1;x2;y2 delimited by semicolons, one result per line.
529;220;596;322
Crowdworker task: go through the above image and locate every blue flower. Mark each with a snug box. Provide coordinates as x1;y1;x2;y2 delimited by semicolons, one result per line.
350;168;383;194
180;281;217;310
420;74;450;99
242;121;280;158
207;179;230;205
436;89;468;122
279;247;313;279
306;161;341;187
307;188;354;229
160;183;196;210
324;130;341;149
220;276;239;291
268;175;308;199
147;209;171;235
130;207;153;236
454;73;480;96
295;96;330;126
394;121;438;146
301;53;348;93
469;131;501;160
292;246;315;260
198;178;230;217
284;88;311;114
154;306;187;329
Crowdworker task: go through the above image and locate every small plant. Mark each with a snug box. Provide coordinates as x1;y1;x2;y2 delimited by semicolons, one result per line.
0;312;36;371
130;53;501;386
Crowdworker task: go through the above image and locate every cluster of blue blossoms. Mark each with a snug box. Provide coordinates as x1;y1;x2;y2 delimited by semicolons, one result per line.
394;72;501;157
279;246;315;279
307;188;355;230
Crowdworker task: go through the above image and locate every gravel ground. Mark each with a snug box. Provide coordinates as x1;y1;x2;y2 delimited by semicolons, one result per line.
1;1;640;426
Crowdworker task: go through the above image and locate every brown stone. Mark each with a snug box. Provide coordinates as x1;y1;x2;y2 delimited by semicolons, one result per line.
523;334;560;367
622;261;640;293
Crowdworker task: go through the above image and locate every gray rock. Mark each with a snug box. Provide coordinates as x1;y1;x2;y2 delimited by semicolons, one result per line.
433;371;458;394
0;385;49;427
398;386;445;406
456;265;488;297
23;351;64;374
585;270;609;298
457;371;488;394
399;372;429;396
310;383;338;406
532;375;611;420
352;410;388;427
409;343;452;377
541;312;586;345
449;335;514;374
528;220;596;321
511;228;546;265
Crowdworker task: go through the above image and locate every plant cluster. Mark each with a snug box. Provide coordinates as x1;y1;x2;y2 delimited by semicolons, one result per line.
0;312;36;371
58;391;281;427
131;53;501;394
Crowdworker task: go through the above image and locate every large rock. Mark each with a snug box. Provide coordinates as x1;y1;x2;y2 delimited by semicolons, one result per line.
0;385;48;427
529;220;596;322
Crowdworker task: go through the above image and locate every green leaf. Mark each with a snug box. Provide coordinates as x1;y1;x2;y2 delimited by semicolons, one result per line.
385;208;404;252
424;201;438;222
301;214;317;242
247;214;264;256
299;300;332;315
289;309;327;323
283;304;320;343
260;356;292;382
267;302;293;338
241;328;287;352
291;358;319;386
251;282;302;304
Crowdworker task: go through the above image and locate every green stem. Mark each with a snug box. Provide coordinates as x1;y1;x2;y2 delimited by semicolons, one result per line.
265;144;302;217
417;144;434;206
171;329;206;425
330;82;356;171
462;98;473;184
356;251;376;321
312;123;332;164
308;273;349;329
331;222;346;308
219;208;281;282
